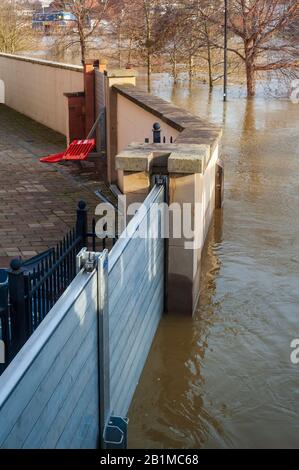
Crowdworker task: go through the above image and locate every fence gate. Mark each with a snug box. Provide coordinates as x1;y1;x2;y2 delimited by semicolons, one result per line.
95;69;106;155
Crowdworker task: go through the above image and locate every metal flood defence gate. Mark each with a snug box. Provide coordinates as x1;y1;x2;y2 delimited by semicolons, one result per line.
95;68;106;154
0;181;166;449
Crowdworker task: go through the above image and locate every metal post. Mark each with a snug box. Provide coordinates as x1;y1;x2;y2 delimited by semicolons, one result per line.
76;200;88;248
153;175;169;313
8;259;28;355
97;250;110;448
96;250;128;449
153;122;161;143
0;270;9;372
223;0;228;102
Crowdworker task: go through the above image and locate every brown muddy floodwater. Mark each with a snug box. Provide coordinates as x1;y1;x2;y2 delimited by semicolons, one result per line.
128;77;299;449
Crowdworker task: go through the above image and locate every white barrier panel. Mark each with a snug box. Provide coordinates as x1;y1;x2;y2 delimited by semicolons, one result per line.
108;184;165;417
0;184;166;448
0;269;99;449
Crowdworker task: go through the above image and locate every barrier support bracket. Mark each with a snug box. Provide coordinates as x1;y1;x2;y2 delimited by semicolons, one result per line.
103;416;128;449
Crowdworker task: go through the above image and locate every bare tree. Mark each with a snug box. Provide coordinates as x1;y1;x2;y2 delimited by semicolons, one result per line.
158;0;298;95
196;2;227;90
108;0;136;68
53;0;110;63
142;0;158;91
149;1;184;83
179;0;225;89
225;0;299;96
105;0;298;97
178;0;205;83
110;0;166;92
159;0;226;87
0;0;37;54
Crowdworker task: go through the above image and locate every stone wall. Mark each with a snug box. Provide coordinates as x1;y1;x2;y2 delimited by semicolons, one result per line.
112;80;223;315
0;53;84;136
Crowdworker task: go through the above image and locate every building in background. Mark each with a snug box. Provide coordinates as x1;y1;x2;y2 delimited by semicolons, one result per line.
32;10;77;32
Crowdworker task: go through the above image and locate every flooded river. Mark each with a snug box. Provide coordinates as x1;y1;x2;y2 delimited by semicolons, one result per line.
128;77;299;448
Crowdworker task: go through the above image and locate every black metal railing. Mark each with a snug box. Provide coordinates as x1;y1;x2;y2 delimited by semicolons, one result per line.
0;200;117;374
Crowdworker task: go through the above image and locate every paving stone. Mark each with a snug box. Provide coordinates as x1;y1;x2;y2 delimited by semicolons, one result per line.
0;104;105;267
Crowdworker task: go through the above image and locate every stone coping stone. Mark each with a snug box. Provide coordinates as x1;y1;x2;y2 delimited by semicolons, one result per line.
0;52;83;72
113;83;222;162
116;142;210;174
105;69;138;78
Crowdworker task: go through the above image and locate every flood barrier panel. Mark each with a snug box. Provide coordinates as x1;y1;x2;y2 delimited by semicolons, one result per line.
0;183;166;448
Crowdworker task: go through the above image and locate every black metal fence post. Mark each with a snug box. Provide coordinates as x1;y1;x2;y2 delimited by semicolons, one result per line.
76;200;88;249
0;271;9;349
8;259;30;356
0;290;9;373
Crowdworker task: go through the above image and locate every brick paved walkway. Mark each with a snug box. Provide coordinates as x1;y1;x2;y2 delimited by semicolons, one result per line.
0;105;106;268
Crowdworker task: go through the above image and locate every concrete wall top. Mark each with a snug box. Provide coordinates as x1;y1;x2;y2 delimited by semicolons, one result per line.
0;52;83;73
113;84;222;175
105;69;138;79
113;84;222;146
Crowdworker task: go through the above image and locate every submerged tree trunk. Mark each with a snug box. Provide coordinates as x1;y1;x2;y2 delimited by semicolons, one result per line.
172;46;178;84
204;20;214;92
243;39;256;97
147;51;152;93
188;54;194;84
127;38;133;66
207;43;213;91
204;21;213;91
118;30;122;68
144;1;152;93
245;58;256;97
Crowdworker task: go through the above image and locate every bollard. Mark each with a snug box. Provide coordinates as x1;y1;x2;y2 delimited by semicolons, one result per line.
153;122;161;143
8;259;28;355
